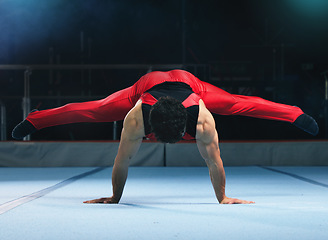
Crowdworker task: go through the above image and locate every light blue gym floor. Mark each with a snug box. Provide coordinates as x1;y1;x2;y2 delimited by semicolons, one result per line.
0;166;328;240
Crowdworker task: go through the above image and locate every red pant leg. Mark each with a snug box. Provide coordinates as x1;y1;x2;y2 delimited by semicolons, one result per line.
200;82;303;123
134;70;304;123
27;86;137;130
25;70;176;130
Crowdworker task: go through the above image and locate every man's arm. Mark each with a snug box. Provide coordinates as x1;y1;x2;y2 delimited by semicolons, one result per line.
196;131;226;203
112;122;143;203
84;103;144;204
196;100;254;204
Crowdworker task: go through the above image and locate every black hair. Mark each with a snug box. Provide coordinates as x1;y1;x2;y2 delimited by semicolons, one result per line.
149;96;187;143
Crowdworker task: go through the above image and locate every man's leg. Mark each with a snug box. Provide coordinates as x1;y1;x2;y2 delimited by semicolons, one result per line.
200;82;318;135
12;86;136;139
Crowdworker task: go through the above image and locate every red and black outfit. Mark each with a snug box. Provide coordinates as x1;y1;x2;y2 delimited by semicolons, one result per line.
20;69;313;139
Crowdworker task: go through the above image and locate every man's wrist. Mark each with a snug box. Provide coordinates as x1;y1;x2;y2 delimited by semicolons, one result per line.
218;194;227;203
111;195;120;203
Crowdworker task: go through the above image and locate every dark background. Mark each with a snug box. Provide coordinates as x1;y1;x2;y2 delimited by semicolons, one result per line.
1;0;328;141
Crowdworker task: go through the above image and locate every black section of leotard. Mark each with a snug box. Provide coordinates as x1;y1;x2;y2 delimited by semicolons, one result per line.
185;105;198;138
141;82;199;138
145;82;193;101
142;104;153;135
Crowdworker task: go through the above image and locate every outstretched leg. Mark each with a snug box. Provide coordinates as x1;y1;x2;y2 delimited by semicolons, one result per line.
12;86;137;139
200;82;318;135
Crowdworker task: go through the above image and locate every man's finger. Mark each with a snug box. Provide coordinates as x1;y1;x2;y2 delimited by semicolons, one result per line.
83;199;101;204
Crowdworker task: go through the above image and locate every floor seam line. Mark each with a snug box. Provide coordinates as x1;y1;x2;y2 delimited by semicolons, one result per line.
0;167;106;215
259;166;328;189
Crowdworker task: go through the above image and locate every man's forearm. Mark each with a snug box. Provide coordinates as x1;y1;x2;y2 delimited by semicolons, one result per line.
207;160;226;203
111;161;129;202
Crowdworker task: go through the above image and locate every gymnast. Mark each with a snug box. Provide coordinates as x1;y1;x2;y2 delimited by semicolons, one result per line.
12;69;318;204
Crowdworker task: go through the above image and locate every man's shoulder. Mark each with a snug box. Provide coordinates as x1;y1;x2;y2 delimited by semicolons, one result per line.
195;100;217;144
123;101;145;139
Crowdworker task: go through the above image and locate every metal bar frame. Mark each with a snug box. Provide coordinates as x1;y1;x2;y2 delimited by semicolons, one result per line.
324;73;328;138
0;64;185;70
0;101;6;141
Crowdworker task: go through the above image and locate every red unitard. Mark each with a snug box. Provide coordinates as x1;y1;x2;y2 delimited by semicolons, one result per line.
26;69;304;130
